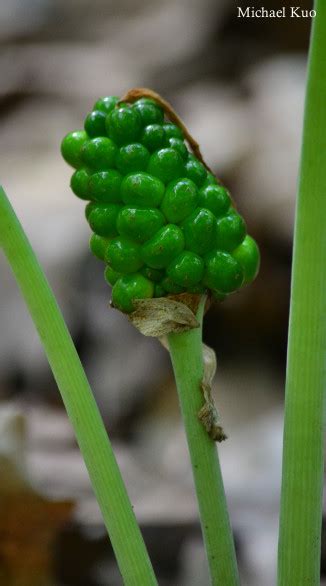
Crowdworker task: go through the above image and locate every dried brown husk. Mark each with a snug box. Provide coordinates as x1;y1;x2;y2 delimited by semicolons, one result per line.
128;296;200;337
198;343;227;442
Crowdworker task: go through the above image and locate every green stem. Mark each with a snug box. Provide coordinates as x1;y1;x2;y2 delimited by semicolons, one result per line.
0;186;157;586
167;298;239;586
277;3;326;584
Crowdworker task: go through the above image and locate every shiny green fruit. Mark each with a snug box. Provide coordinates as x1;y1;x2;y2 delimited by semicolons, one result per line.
87;203;120;237
106;106;141;146
89;234;111;261
232;235;260;284
85;202;95;221
185;155;207;187
140;124;166;152
104;266;122;286
216;212;246;252
167;251;204;287
167;138;188;160
161;178;198;223
121;172;165;207
204;250;244;293
70;168;90;200
84;110;107;138
88;170;122;203
141;224;184;269
93;96;119;114
81;137;117;171
163;123;184;140
133;100;164;126
106;237;143;273
182;208;217;255
198;184;231;219
112;274;154;313
115;143;150;174
161;276;185;294
134;97;158;106
61;130;87;168
147;148;184;184
140;266;165;283
203;173;218;186
117;206;165;243
62;93;260;308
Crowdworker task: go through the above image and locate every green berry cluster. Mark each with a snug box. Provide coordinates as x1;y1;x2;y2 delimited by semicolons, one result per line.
61;95;260;313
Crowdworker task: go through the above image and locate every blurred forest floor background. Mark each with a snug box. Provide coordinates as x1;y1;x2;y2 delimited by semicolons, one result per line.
0;0;324;585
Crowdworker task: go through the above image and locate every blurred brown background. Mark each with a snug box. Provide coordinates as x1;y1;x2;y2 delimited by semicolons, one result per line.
0;1;321;585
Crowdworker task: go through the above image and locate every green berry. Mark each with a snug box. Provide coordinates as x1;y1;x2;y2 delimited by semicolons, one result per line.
106;237;143;273
121;172;165;207
185;155;207;187
168;137;188;160
182;208;217;255
163;123;183;140
87;203;120;237
154;284;166;298
115;143;150;174
204;250;244;293
84;110;107;138
161;276;185;294
198;184;231;219
232;235;260;284
216;212;246;252
112;274;154;313
141;224;185;269
106;106;141;146
203;173;218;187
161;178;198;224
81;137;117;171
89;234;111;261
141;266;165;282
133;100;164;126
104;266;122;286
62;96;259;307
61;130;87;168
85;202;96;221
227;206;238;217
140;124;166;152
70;168;90;200
93;96;119;114
117;206;165;243
167;251;204;287
88;170;122;203
147;148;184;184
135;97;159;107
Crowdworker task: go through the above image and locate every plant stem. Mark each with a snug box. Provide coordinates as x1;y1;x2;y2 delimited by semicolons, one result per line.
167;298;239;586
277;3;326;584
0;186;157;586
